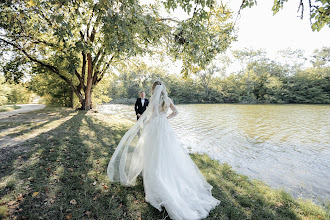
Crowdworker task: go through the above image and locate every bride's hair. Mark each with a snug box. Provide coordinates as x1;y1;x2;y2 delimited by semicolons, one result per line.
151;81;170;112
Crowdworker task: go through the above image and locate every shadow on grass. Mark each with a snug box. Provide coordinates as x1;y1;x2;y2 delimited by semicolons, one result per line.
0;109;328;219
0;108;76;180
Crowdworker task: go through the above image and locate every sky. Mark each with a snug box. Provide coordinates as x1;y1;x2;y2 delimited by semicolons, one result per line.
226;0;330;57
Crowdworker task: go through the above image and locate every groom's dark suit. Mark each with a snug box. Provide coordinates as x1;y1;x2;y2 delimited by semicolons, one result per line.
135;98;149;120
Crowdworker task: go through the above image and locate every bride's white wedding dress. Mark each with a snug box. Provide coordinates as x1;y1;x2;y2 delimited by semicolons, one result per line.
107;85;219;220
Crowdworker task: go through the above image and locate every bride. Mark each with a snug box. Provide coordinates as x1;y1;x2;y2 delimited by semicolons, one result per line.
107;81;220;220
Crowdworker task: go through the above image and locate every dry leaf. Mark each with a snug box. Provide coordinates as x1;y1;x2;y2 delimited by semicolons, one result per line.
103;185;108;189
32;192;39;197
7;201;16;206
66;213;72;219
85;211;92;216
92;181;97;186
70;199;77;205
17;193;23;200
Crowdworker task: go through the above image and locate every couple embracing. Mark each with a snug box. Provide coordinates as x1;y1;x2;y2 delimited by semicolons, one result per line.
107;81;219;220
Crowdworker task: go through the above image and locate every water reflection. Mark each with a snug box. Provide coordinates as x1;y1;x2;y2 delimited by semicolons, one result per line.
98;104;330;203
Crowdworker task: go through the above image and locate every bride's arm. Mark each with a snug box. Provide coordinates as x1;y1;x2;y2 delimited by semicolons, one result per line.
167;99;178;119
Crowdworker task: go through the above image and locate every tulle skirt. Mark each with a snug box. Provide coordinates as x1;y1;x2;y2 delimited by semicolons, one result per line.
139;114;220;220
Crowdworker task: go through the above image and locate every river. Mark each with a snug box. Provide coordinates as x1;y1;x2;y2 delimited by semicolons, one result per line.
98;103;330;204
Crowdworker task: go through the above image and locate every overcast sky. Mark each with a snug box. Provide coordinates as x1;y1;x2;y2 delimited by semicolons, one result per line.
226;0;330;56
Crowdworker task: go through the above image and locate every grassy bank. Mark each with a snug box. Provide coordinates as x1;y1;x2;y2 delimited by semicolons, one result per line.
0;107;329;219
0;105;21;112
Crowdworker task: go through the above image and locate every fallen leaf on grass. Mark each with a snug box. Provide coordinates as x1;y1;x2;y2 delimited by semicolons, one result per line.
69;199;77;205
32;192;39;197
85;211;92;216
103;185;108;189
7;201;16;206
275;202;283;208
17;194;23;201
66;213;72;219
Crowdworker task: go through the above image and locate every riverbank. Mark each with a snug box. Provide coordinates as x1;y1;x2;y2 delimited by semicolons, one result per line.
0;107;329;219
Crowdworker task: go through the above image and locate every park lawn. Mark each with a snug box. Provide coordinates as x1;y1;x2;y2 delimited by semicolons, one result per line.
0;107;329;219
0;105;21;112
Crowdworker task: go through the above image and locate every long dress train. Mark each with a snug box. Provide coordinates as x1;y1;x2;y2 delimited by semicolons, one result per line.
107;85;219;220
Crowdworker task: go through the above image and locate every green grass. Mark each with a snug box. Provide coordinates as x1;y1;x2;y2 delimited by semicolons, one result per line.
0;107;329;219
0;105;21;112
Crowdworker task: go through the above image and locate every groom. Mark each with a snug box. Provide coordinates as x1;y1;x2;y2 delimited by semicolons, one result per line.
135;91;149;120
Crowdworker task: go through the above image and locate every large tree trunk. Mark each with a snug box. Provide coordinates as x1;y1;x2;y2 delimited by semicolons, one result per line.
84;53;94;110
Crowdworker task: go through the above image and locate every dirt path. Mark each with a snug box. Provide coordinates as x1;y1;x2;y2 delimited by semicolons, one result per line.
0;107;75;166
0;104;45;119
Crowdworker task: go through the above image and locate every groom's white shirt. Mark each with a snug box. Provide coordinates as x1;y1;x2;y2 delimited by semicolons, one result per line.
141;98;145;107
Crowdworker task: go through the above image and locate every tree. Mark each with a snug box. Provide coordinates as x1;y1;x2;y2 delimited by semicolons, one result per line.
238;0;330;31
0;0;235;110
273;0;330;31
311;46;330;68
240;0;330;31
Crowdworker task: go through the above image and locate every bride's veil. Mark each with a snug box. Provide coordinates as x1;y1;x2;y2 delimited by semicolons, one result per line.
107;85;164;186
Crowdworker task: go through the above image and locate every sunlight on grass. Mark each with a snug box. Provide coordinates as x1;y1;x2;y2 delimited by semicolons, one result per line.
0;108;329;219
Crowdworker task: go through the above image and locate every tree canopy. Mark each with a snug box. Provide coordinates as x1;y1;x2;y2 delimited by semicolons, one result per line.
241;0;330;31
0;0;235;109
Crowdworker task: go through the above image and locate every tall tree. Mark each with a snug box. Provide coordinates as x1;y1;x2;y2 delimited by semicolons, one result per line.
0;0;235;110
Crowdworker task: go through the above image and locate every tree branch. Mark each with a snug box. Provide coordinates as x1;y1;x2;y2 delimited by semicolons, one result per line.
97;55;115;83
159;17;181;23
0;37;83;100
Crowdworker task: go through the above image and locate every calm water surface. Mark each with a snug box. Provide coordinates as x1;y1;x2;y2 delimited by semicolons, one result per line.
98;104;330;203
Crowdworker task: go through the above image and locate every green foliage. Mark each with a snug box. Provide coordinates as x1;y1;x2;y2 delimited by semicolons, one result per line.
312;47;330;68
0;75;33;105
271;0;330;31
29;73;73;107
106;48;330;105
0;0;235;109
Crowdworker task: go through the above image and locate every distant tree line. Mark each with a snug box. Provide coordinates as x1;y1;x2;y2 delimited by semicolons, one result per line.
107;47;330;104
1;47;328;107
